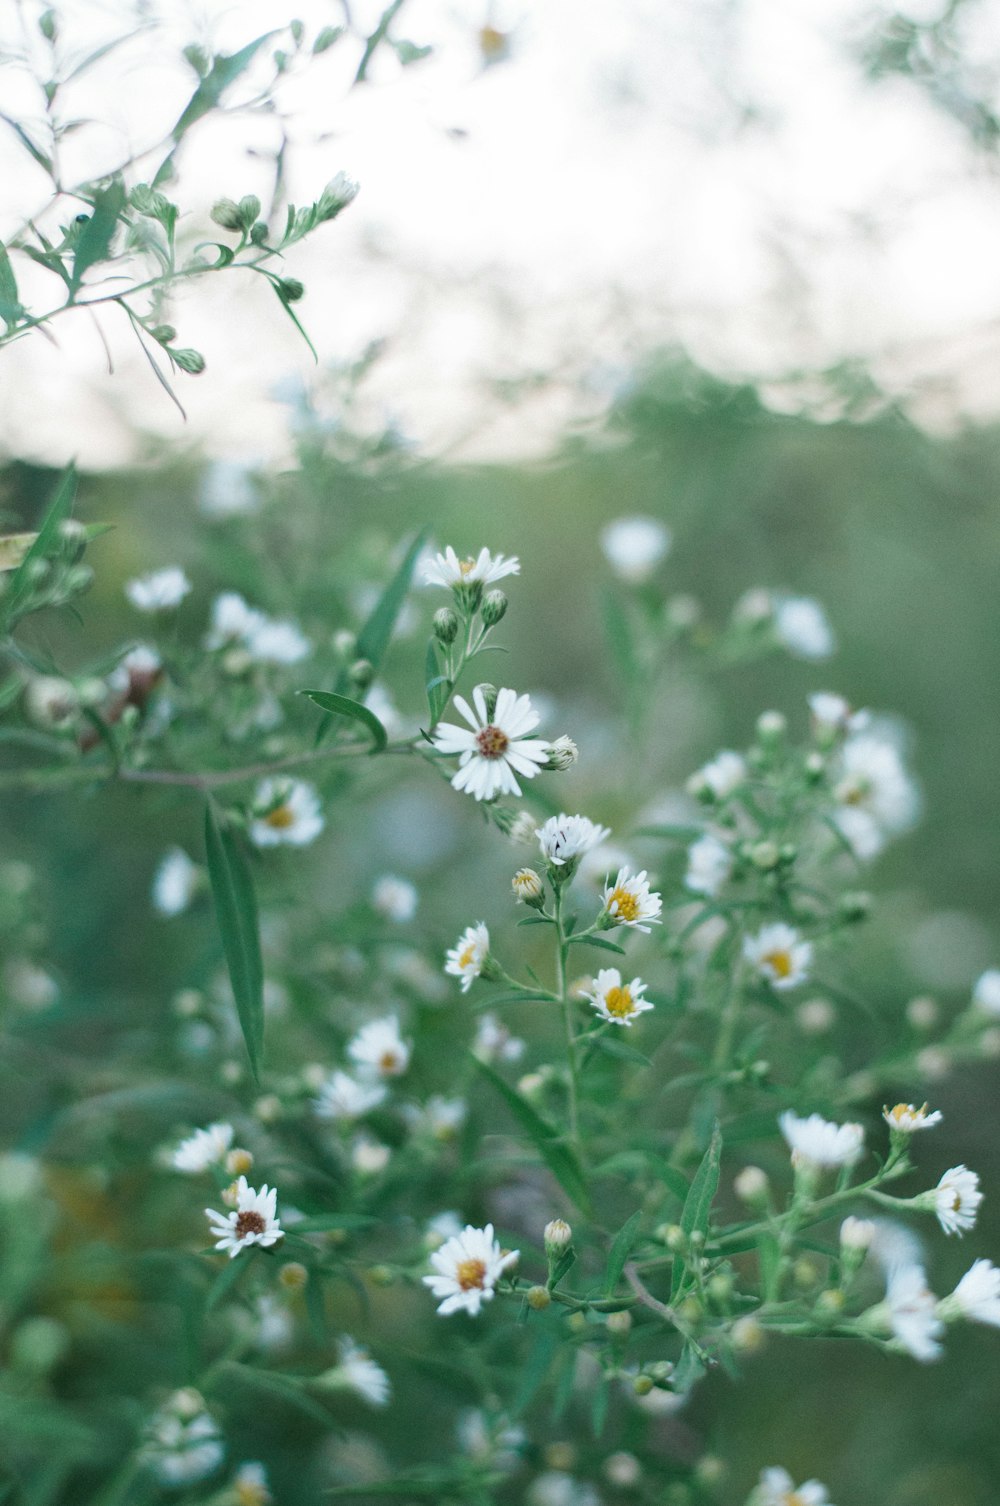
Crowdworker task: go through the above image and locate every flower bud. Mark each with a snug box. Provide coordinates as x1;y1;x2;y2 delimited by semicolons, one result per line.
749;840;779;871
633;1373;654;1395
333;629;357;658
475;682;499;720
172;348;206;374
544;1442;576;1471
317;172;360;221
210;198;244;230
278;278;305;303
527;1285;551;1311
605;1309;632;1337
348;658;375;691
567;1311;587;1333
279;1261;309;1292
839;1215;875;1252
733;1165;769;1205
225;1148;254;1176
756;710;786;742
512;867;544;906
253;1094;282;1123
604;1452;641;1487
906;995;938;1030
694;1456;726;1487
480;589;508;626
545;736;578;771
544;1218;573;1255
433;606;460;644
57;518;87;561
730;1315;765;1353
804;750;826;780
839;891;872;923
238;194;262;228
796;997;835;1033
25;676;78;732
221;1181;241;1209
816;1288;845;1316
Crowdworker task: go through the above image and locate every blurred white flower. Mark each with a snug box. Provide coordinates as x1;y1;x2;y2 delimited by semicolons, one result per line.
882;1102;942;1134
743;924;812;990
206;1177;282;1258
204;592;265;648
972;968;1000;1016
329;1338;392;1406
778;1111;864;1169
372;875;418;922
423;546;520;588
839;1216;875;1251
249;779;324;847
948;1259;1000;1327
313;1070;386;1121
808;691;868;739
684;833;732;896
445;922;490;993
473;1012;525;1064
773;596;835;660
537;812;611;868
423;1222;519;1316
406;1095;466;1139
432;687;549;801
348;1016;411;1079
885;1263;943;1362
527;1471;602;1506
599;515;671;583
142;1392;224;1487
199;461;260;518
751;1465;832;1506
246;618;311;665
934;1165;981;1236
126;566;191;612
602;868;662;931
153;847;199;917
689;750;746;799
171;1122;233;1173
584;968;654;1027
233;1460;272;1505
832;730;919;857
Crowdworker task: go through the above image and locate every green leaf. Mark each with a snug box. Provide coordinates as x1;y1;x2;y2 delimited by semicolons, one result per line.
474;1057;592;1214
604;1209;642;1296
205;1251;248;1310
354;529;429;675
287;1213;375;1233
220;1362;334;1428
591;1035;651;1066
204;801;264;1077
299;689;387;751
672;1121;722;1299
590;1370;610;1438
0;243;21;328
70;179;126;292
425;638;452;721
1;464;76;629
0;113;53;175
566;933;625;955
512;1326;559;1416
169;32;281;142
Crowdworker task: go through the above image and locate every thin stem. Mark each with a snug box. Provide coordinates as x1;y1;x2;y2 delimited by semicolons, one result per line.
554;884;580;1146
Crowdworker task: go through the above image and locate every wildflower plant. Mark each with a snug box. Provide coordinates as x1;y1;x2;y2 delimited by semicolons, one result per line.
4;11;1000;1506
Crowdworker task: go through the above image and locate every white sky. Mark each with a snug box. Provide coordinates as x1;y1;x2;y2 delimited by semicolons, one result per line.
2;0;1000;467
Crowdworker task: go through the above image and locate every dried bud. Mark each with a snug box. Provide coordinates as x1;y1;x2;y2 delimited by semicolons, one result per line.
432;606;460;645
480;589;508;626
279;1261;309;1292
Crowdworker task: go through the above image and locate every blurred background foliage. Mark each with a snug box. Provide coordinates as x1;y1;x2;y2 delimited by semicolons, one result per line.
2;348;1000;1503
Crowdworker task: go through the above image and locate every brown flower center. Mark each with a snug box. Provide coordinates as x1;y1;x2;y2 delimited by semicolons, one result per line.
264;804;295;829
379;1050;401;1073
235;1210;267;1238
456;1257;488;1291
476;724;509;759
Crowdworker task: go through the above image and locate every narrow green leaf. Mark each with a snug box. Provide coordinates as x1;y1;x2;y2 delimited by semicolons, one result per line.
0;244;21;328
220;1362;334;1428
604;1209;643;1296
512;1327;559;1416
590;1370;610;1437
204;801;264;1076
299;689;387;751
70;179;126;291
672;1121;722;1299
474;1057;592;1214
566;933;626;955
170;33;281;142
425;638;452;721
591;1035;651;1066
205;1251;248;1310
1;464;76;628
0;113;53;174
354;529;429;674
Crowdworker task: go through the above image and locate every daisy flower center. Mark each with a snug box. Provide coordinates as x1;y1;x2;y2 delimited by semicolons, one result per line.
604;985;634;1018
840;778;869;807
235;1210;267;1238
264;804;295;829
456;1257;488;1291
609;886;640;922
380;1050;401;1073
763;949;793;979
458;944;476;968
475;724;510;759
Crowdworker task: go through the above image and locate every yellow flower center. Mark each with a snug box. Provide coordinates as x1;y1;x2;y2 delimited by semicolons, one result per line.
604;985;634;1018
458;944;476;969
235;1210;267;1238
236;1483;269;1506
459;557;477;576
476;724;510;759
264;804;295;829
763;949;793;979
456;1257;487;1291
609;886;640;922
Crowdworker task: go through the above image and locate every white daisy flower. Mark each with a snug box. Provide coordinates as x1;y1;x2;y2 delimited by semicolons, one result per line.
233;1460;272;1505
350;1135;391;1175
473;1013;526;1064
142;1396;225;1487
205;1177;282;1258
972;969;1000;1016
882;1102;943;1134
885;1263;944;1362
773;596;835;660
808;692;869;739
329;1338;392;1407
445;922;491;992
934;1165;982;1236
423;546;520;589
153;847;199;917
407;1096;467;1139
684;833;733;896
423;1222;519;1316
743;924;813;991
832;731;919;845
831;805;885;862
432;687;549;801
599;516;671;583
948;1259;1000;1327
689;750;747;800
171;1122;233;1173
125;566;191;612
347;1016;411;1079
245;617;311;665
752;1465;833;1506
537;812;611;869
313;1070;387;1121
249;779;324;847
584;967;654;1027
204;592;265;649
778;1111;864;1169
107;643;163;696
372;875;418;922
602;868;662;932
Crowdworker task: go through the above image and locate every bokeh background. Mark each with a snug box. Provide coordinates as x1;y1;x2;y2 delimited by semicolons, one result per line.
3;1;1000;1502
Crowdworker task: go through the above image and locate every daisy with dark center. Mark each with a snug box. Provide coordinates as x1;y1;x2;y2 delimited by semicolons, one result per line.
432;686;550;801
206;1177;282;1258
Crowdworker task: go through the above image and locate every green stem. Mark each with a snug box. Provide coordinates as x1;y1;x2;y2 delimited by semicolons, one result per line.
554;884;580;1146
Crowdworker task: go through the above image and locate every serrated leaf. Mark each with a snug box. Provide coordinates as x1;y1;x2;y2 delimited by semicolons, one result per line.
204;801;264;1077
474;1057;591;1214
70;179;126;291
299;690;387;751
604;1210;642;1296
566;933;626;955
672;1121;722;1299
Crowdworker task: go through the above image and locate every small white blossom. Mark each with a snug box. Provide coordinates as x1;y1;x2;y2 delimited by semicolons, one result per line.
473;1012;526;1064
751;1466;833;1506
882;1102;942;1134
808;692;868;738
348;1016;411;1079
153;847;199;917
423;1222;519;1316
537;812;611;868
204;592;265;649
773;596;835;660
246;617;311;665
171;1122;233;1173
832;730;919;852
885;1264;944;1362
126;566;191;612
778;1111;864;1169
690;750;747;800
743;924;813;990
313;1070;387;1121
445;922;490;993
142;1394;224;1487
684;833;733;896
332;1338;392;1406
423;546;520;589
949;1259;1000;1326
249;779;324;847
199;461;260;519
406;1095;467;1139
602;868;662;932
372;875;418;922
351;1134;391;1175
432;687;549;801
322;170;360;211
233;1461;272;1505
527;1472;602;1506
599;515;671;583
934;1165;982;1236
972;969;1000;1016
584;968;654;1027
206;1177;282;1258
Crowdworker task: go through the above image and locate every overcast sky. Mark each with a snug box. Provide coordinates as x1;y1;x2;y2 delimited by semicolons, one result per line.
2;0;1000;468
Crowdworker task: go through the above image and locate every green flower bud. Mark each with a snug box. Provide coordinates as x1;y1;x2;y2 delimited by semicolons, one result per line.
433;606;460;644
348;658;375;691
210;198;244;231
480;588;508;625
250;221;269;245
632;1373;654;1396
172;348;206;374
317;171;360;221
750;840;780;871
150;324;176;345
527;1285;551;1310
277;277;305;303
38;9;58;41
545;736;578;771
839;890;872;923
313;25;343;53
605;1309;632;1337
64;564;94;596
475;682;498;719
